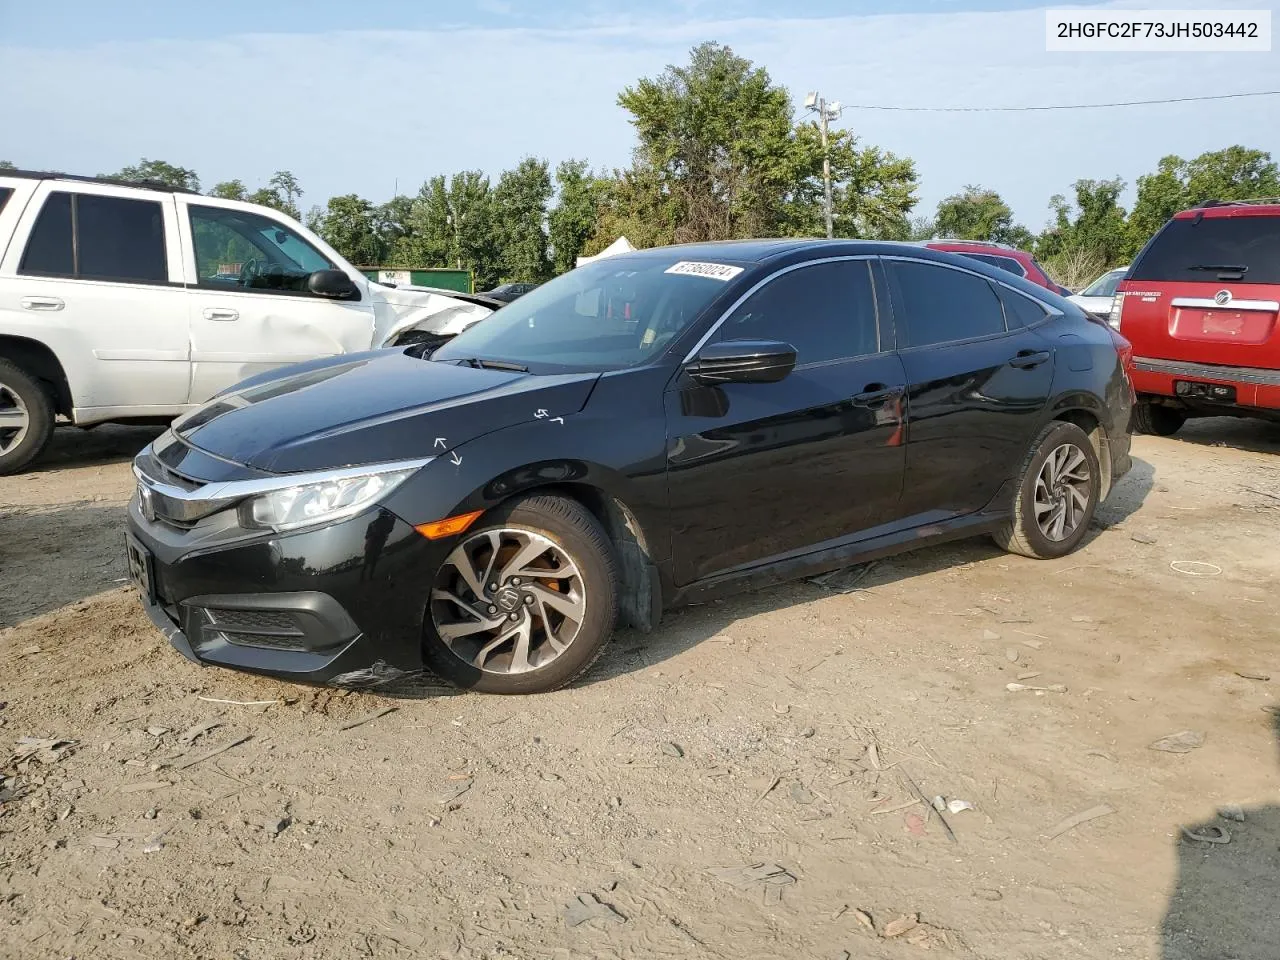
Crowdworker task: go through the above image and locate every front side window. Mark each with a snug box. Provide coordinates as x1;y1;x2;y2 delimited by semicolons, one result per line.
19;191;167;284
890;261;1006;347
716;260;879;364
0;187;12;215
189;205;334;294
433;256;734;373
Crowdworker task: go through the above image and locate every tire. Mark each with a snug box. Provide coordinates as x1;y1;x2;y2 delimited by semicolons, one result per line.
0;359;55;476
992;421;1102;560
1131;401;1186;437
422;494;619;694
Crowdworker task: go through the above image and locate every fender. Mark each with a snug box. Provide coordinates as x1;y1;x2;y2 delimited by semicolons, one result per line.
377;301;493;347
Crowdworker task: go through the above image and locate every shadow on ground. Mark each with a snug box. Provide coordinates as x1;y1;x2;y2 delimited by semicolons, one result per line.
27;423;164;473
1171;417;1280;457
1161;711;1280;959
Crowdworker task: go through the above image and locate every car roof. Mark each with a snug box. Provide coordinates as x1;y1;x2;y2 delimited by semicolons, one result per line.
0;167;200;195
612;238;946;264
923;240;1029;257
1175;200;1280;219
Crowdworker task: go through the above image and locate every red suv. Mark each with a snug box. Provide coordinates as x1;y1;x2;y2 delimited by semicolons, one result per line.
923;240;1072;296
1115;201;1280;434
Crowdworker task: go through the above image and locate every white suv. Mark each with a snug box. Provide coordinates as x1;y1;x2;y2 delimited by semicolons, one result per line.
0;170;495;473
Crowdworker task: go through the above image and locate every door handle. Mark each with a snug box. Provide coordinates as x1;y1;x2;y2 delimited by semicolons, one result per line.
851;383;904;407
21;296;64;311
1009;349;1051;369
203;308;239;322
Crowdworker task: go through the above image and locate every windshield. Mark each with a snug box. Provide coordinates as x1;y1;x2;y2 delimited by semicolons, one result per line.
1131;216;1280;284
1081;268;1126;298
433;257;738;372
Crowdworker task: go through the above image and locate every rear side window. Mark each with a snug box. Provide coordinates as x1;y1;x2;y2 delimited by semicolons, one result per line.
997;286;1049;327
19;191;168;284
1131;216;1280;284
717;259;880;364
889;261;1006;347
960;252;1026;277
0;187;12;214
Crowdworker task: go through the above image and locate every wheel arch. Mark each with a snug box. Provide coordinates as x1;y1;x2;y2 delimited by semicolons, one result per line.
0;335;72;417
1047;400;1111;500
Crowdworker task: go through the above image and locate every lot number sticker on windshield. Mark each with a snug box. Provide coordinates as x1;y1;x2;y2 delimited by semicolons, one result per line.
665;261;744;282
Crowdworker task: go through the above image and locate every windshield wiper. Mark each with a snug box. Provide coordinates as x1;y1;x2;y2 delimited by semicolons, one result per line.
455;357;530;372
1188;263;1248;276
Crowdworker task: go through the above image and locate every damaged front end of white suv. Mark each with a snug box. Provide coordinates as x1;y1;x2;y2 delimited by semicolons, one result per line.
371;283;501;351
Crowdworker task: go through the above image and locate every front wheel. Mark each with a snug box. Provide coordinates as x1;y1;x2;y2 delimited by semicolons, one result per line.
423;494;619;694
993;421;1101;560
0;359;55;476
1132;401;1186;436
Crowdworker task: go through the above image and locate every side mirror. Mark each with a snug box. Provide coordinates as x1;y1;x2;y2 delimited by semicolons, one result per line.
686;339;797;385
307;270;361;300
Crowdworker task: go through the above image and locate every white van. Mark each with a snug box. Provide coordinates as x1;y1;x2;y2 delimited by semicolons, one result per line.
0;170;495;473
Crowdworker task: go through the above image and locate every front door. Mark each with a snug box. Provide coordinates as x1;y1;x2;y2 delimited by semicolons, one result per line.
883;258;1057;519
180;201;374;404
666;257;908;585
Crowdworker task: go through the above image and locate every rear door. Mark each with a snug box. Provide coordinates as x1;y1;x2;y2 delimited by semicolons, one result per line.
0;181;190;416
884;257;1057;520
1119;211;1280;407
179;200;375;404
665;257;907;584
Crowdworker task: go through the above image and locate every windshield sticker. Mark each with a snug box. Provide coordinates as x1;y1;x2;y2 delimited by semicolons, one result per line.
665;261;744;282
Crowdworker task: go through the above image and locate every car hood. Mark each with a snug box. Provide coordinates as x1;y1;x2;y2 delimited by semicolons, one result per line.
368;284;494;344
173;350;600;474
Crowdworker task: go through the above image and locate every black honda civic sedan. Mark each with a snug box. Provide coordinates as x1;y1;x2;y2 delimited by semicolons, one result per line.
127;240;1134;694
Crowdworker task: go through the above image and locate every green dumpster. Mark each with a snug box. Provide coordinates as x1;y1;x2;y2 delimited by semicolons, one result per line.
359;267;473;294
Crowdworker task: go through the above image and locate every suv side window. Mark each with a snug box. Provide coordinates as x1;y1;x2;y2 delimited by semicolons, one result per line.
889;260;1006;347
717;259;879;364
0;187;12;214
189;205;334;295
19;191;168;284
960;252;1026;277
996;285;1049;328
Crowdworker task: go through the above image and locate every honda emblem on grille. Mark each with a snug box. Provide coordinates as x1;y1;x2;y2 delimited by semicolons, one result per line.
1214;289;1232;306
139;483;156;522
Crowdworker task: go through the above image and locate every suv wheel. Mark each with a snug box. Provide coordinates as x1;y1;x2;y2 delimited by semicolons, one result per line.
423;494;618;694
0;359;55;476
1132;401;1185;437
993;421;1101;560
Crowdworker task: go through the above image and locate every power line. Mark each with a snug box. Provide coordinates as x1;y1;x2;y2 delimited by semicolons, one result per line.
843;90;1280;113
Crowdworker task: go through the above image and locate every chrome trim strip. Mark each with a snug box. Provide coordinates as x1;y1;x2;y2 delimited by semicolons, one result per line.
680;255;876;364
1170;297;1280;312
134;456;434;523
1133;357;1280;387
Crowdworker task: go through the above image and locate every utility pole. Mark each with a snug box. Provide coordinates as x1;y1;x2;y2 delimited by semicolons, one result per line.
804;92;843;239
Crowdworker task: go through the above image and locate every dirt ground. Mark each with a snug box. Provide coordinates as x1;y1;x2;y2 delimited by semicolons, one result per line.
2;420;1279;960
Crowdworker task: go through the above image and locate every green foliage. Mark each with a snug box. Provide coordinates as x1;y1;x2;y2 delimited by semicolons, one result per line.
106;158;200;192
1037;178;1128;268
934;185;1028;244
208;180;248;201
314;194;385;266
492;157;553;282
549;160;610;274
0;160;15;171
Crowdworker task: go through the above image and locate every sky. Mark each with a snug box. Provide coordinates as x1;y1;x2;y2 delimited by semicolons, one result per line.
2;0;1278;231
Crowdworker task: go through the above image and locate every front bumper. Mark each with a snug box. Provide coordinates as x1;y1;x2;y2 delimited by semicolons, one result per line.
127;499;447;687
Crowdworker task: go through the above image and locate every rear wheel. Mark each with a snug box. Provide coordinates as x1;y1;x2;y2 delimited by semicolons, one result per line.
993;421;1101;560
1132;401;1186;436
0;359;55;476
423;494;618;694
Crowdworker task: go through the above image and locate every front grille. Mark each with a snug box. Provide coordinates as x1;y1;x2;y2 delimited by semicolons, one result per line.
200;607;308;651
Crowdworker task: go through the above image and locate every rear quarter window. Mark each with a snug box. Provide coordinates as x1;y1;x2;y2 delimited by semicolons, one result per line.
1130;216;1280;284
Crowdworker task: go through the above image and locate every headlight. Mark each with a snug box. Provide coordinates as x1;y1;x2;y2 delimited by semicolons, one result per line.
240;465;419;532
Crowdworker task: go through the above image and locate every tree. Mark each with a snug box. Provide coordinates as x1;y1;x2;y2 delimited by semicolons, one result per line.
269;171;303;216
1037;178;1128;269
1126;146;1280;256
376;195;416;266
786;129;918;240
106;158;200;192
933;185;1027;244
0;160;15;171
611;42;810;244
492;157;553;282
548;160;609;274
314;194;385;266
398;172;501;286
208;180;248;201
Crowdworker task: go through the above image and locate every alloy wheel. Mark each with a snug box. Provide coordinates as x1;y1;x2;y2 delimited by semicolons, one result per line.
0;383;30;456
1033;442;1092;542
430;528;587;674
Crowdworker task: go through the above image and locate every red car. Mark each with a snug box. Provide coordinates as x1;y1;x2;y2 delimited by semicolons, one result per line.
923;240;1071;296
1114;201;1280;434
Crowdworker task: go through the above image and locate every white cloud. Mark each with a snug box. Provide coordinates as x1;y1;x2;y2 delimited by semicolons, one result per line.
2;0;1276;227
